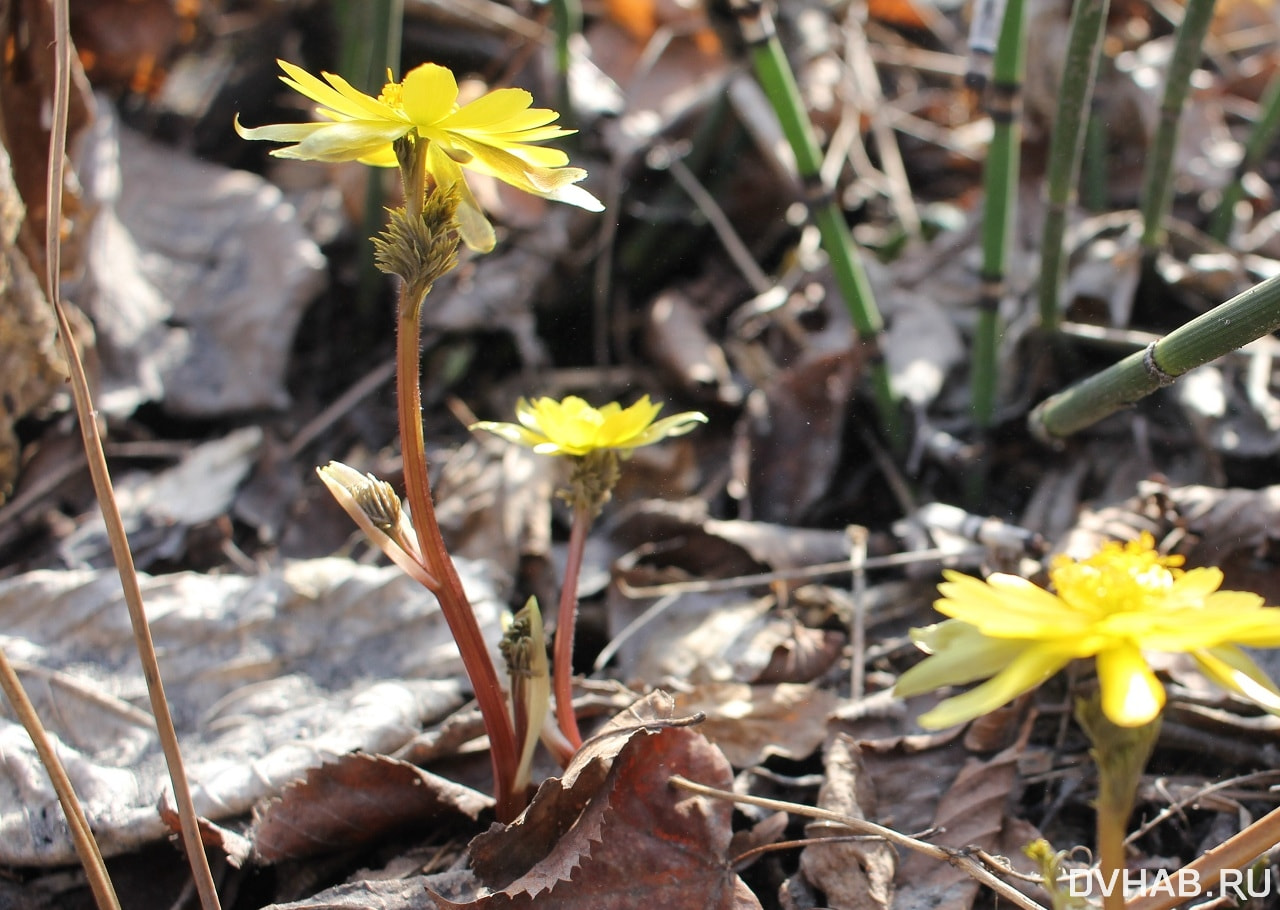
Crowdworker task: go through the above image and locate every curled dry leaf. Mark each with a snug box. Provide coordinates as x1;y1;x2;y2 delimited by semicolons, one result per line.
73;98;325;416
749;617;846;685
448;692;760;909
797;734;896;910
0;557;496;865
249;753;491;863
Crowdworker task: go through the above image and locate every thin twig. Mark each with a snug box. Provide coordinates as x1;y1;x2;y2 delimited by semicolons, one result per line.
288;358;395;458
45;3;221;907
1125;805;1280;910
0;651;120;910
847;525;868;702
614;545;984;598
669;775;1049;910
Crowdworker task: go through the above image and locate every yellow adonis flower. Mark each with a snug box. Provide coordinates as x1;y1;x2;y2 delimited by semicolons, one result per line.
471;395;707;457
895;533;1280;729
235;59;603;251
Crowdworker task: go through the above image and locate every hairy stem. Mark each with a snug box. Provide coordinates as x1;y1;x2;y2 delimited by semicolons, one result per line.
554;503;592;749
395;291;520;820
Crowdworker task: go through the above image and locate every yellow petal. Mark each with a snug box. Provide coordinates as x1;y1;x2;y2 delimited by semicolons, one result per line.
599;396;661;447
485;122;575;141
629;410;709;447
914;642;1072;729
936;571;1091;638
295;122;408;161
498;144;572;169
1193;646;1280;713
356;145;400;168
894;621;1033;695
1096;643;1165;726
444;87;538;131
486;141;573;168
277;60;398;123
515;397;546;433
1137;601;1280;651
471;420;544;448
234;117;330;143
402;63;459;127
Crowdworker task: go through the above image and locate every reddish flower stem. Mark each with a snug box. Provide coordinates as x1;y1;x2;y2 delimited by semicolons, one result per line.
553;502;591;749
396;297;520;821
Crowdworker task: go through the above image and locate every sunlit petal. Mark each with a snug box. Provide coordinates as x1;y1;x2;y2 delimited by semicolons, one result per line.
1193;646;1280;713
629;411;709;446
915;643;1072;729
277;121;409;162
937;571;1092;637
1096;643;1165;726
402;62;460;126
444;88;538;130
894;622;1034;694
277;60;397;122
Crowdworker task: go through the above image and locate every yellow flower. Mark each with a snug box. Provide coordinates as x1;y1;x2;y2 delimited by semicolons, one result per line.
471;395;707;457
235;59;602;251
895;533;1280;729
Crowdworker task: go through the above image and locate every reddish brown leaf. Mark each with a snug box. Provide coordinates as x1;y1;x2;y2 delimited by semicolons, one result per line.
69;0;196;93
469;690;684;887
0;0;93;278
249;753;491;863
436;717;759;908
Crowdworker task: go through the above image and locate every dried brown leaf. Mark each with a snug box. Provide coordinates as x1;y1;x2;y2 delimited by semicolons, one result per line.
69;0;194;93
672;682;836;768
798;734;896;910
435;715;759;909
469;691;683;886
743;352;857;524
250;753;491;863
893;743;1023;910
750;618;845;685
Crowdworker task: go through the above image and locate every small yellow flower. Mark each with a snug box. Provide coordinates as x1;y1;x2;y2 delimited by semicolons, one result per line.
471;395;707;458
895;533;1280;729
235;59;602;251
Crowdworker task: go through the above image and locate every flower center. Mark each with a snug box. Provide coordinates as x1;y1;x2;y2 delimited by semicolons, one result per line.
378;80;404;109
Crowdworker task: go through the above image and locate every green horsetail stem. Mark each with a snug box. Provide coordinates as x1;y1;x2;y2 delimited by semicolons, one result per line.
1038;0;1111;332
1139;0;1217;250
1081;107;1109;211
1029;271;1280;440
335;0;404;321
725;0;902;446
971;0;1025;428
1209;70;1280;242
549;0;581;113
